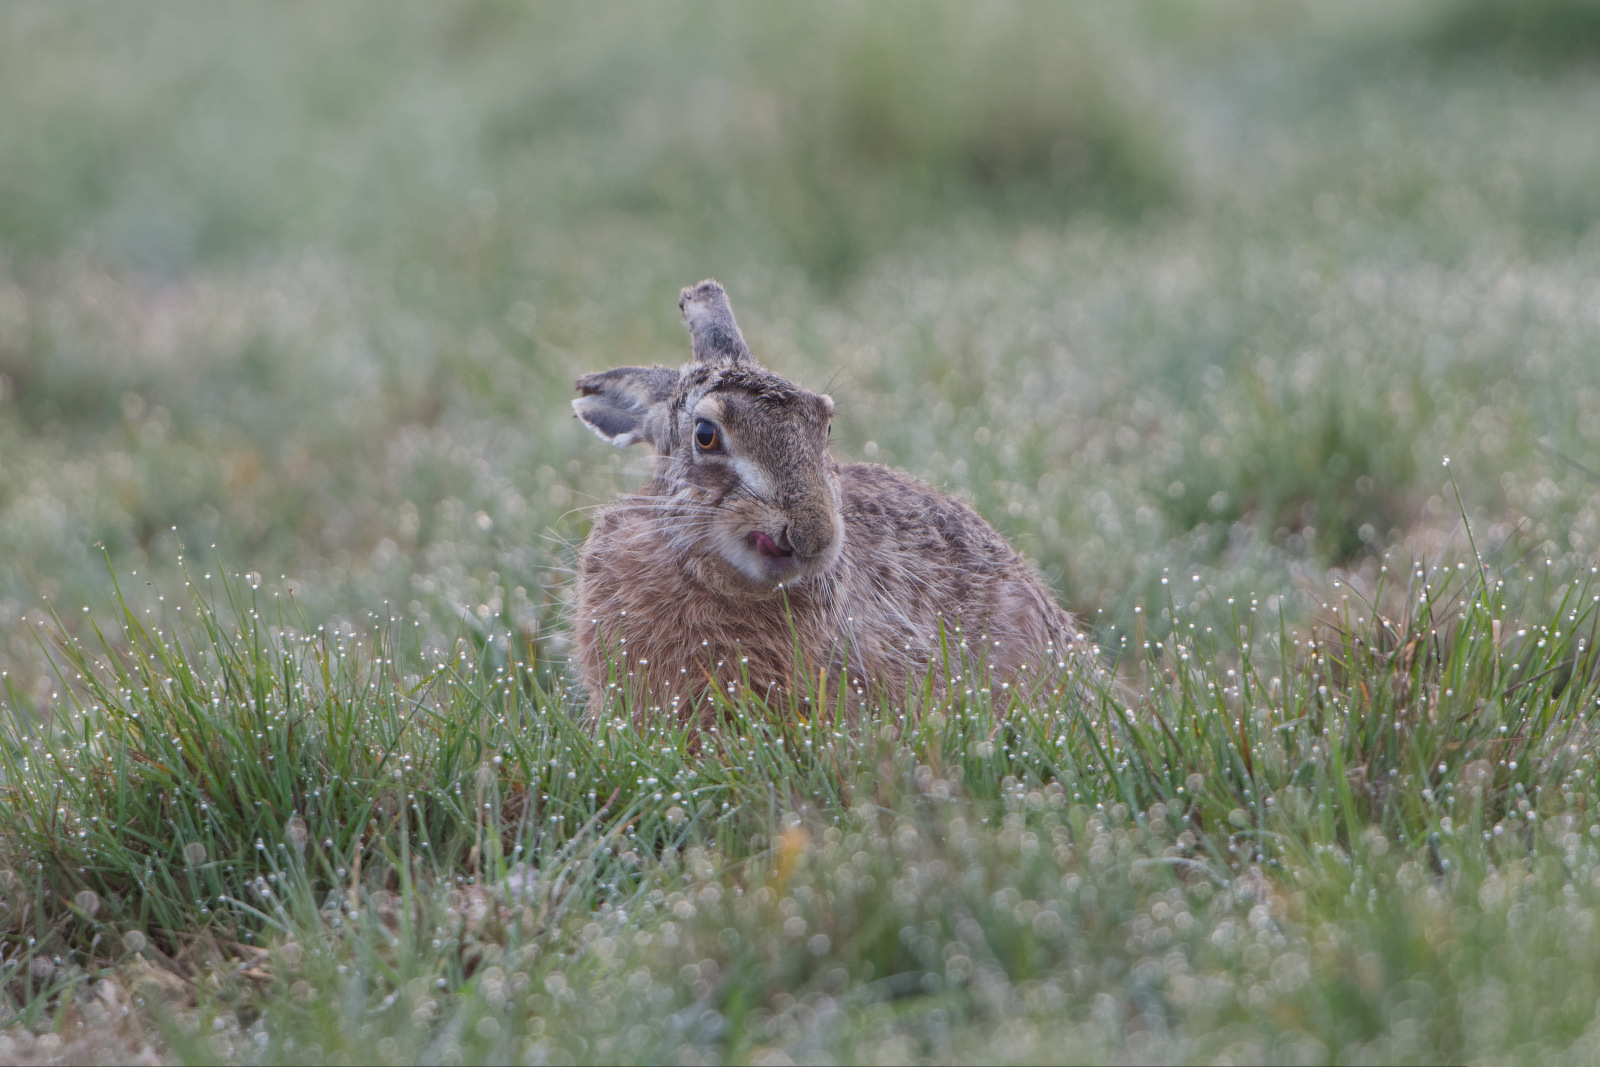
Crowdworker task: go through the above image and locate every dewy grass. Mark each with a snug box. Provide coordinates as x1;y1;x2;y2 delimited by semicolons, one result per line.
2;5;1599;1061
3;528;1600;1061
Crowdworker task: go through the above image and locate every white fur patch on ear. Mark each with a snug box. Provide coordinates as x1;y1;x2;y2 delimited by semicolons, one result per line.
572;396;643;448
573;363;679;449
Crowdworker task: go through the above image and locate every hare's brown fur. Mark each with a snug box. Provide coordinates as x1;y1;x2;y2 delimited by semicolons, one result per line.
572;280;1093;723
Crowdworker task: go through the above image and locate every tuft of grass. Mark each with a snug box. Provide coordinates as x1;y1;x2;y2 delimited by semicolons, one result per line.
1419;0;1600;66
1155;379;1418;565
698;4;1178;288
4;516;1600;1059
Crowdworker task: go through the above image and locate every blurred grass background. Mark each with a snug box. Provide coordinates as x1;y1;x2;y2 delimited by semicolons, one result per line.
1;0;1599;683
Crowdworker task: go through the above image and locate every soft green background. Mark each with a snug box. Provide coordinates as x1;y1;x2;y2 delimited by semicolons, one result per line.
2;1;1599;679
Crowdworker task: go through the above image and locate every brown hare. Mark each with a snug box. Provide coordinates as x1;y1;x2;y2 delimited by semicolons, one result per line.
572;279;1095;725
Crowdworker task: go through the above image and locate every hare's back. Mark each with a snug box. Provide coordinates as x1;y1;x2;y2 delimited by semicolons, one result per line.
834;463;1078;658
838;463;1015;572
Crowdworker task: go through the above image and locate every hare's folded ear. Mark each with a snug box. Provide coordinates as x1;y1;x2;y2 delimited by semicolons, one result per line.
572;365;679;449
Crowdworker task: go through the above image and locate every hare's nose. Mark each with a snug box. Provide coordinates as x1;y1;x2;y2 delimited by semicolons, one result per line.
786;517;837;559
774;526;795;554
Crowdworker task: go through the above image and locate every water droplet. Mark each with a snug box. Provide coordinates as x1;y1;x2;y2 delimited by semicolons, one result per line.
285;817;309;854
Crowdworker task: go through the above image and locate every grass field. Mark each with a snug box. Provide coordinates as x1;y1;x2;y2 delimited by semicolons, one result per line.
4;2;1600;1062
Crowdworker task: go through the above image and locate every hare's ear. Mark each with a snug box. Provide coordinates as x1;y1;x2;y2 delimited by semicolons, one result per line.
679;278;752;364
572;365;679;449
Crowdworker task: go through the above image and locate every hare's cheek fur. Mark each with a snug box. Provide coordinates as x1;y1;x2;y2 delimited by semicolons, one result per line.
683;473;844;587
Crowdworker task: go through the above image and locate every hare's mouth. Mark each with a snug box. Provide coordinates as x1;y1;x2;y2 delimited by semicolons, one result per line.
736;528;808;585
746;529;793;561
723;522;840;588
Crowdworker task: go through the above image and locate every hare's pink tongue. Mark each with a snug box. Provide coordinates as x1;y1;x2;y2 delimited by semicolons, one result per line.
747;530;790;559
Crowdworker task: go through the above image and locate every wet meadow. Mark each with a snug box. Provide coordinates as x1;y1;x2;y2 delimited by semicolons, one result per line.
4;3;1600;1062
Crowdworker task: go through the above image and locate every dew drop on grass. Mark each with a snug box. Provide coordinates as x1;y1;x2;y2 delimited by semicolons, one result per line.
285;817;309;854
122;930;147;953
74;889;100;916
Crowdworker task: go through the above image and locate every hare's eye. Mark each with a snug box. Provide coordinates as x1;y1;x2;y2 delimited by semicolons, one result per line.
693;419;721;453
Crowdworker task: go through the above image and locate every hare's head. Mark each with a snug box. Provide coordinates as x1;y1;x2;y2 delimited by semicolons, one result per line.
574;280;844;589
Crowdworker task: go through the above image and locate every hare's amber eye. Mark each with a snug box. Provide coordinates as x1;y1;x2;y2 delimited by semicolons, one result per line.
694;419;720;452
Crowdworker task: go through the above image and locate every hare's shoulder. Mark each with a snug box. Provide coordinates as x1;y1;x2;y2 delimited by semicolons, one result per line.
837;462;1014;567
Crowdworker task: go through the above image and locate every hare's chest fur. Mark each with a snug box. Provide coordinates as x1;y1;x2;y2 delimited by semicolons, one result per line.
572;500;848;719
